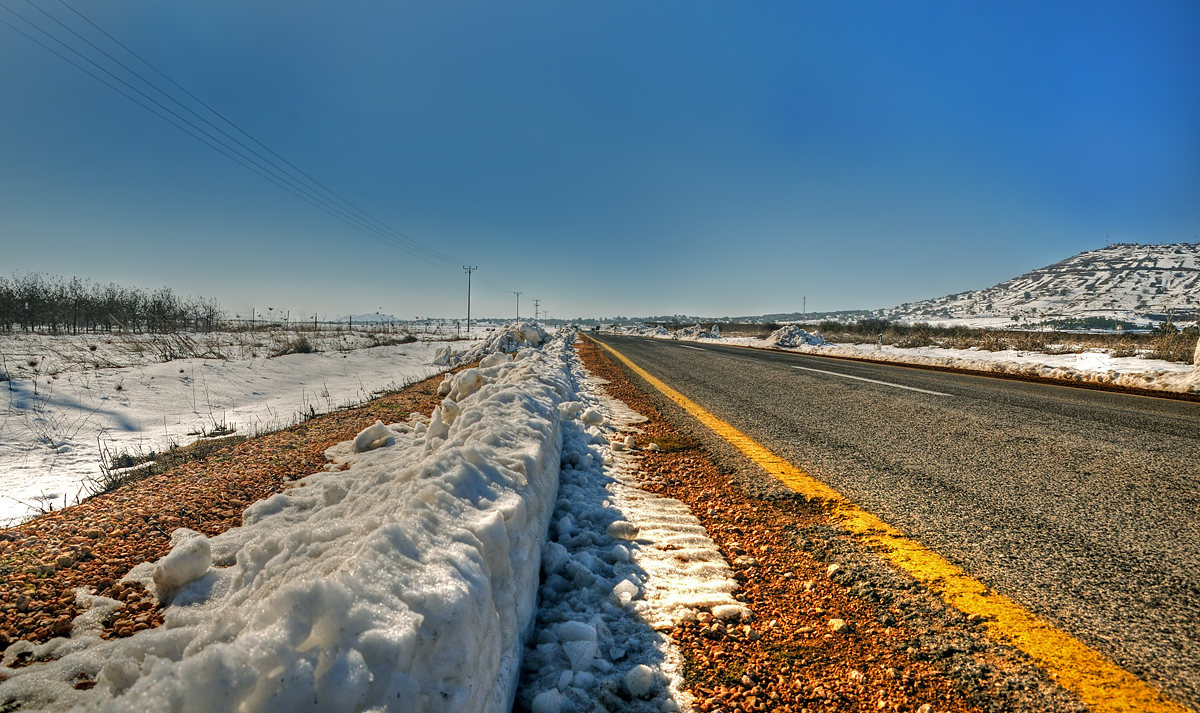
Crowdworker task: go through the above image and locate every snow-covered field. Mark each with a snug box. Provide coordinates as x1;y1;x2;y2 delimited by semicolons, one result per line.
0;334;475;526
0;326;740;713
610;324;1200;394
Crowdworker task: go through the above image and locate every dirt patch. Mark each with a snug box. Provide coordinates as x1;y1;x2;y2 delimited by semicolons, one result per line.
576;336;1083;713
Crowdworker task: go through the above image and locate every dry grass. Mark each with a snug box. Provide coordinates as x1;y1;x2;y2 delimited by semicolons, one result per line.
813;321;1196;364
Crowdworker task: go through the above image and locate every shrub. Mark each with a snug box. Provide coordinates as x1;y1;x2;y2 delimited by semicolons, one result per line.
1151;327;1197;364
271;336;316;357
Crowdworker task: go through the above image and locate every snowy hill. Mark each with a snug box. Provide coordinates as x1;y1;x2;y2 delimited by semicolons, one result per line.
884;243;1200;327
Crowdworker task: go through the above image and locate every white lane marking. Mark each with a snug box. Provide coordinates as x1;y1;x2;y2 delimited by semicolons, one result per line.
678;345;705;351
791;365;950;396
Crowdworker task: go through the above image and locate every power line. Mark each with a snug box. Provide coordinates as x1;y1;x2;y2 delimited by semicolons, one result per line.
50;0;454;267
0;14;286;189
0;1;408;257
479;271;522;300
1;0;458;267
22;0;450;266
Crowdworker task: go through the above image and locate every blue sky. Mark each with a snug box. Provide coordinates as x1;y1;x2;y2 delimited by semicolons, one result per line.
2;0;1197;320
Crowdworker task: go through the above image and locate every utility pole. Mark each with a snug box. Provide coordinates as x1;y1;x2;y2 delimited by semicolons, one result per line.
463;266;477;337
533;299;541;322
803;296;806;322
513;292;522;321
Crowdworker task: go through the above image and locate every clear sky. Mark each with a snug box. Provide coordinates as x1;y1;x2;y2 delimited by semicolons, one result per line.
2;0;1197;321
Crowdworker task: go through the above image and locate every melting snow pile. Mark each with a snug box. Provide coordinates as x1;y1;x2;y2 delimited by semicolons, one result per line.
763;325;826;348
0;334;571;712
604;325;668;338
434;322;551;368
773;341;1200;394
671;325;720;341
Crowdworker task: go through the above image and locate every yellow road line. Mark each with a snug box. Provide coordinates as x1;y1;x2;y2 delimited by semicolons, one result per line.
591;337;1192;713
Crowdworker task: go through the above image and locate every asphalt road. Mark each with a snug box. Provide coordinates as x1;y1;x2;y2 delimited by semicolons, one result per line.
592;334;1200;709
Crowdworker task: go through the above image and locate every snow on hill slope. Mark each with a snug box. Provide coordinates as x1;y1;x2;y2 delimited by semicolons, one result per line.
884;243;1200;327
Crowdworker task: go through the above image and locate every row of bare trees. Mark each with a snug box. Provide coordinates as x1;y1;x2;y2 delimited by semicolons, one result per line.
0;273;225;334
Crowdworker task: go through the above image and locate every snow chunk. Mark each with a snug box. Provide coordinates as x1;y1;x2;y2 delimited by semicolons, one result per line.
450;368;486;401
352;420;393;452
558;621;598;671
607;520;639;540
151;532;210;599
557;620;597;644
557;401;584;420
532;689;565;713
440;397;461;425
625;664;656;697
448;322;550;367
613;578;640;606
672;324;720;340
580;408;605;426
479;352;512;369
712;604;751;621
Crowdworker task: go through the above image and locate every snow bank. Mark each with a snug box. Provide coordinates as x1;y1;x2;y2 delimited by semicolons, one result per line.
671;325;719;341
638;325;1200;396
772;341;1200;394
435;322;551;368
763;325;826;348
0;334;575;712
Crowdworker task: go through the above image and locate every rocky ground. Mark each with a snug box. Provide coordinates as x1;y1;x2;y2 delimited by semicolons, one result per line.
575;336;1087;713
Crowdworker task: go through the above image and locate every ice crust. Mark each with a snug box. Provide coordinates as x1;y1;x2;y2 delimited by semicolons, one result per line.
0;331;574;712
